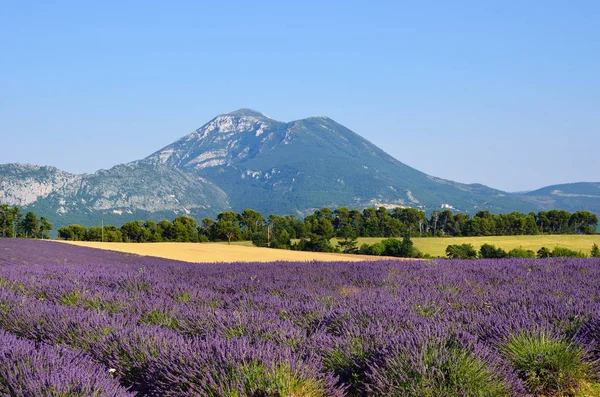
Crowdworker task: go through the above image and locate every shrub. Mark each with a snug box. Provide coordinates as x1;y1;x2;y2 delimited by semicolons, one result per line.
507;247;536;258
499;332;597;396
250;231;269;247
270;230;291;249
366;242;385;256
446;244;477;259
538;246;552;258
479;243;508;259
381;236;422;258
551;247;587;258
591;243;600;258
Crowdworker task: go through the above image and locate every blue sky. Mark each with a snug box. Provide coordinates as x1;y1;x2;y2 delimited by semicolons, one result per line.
1;1;598;192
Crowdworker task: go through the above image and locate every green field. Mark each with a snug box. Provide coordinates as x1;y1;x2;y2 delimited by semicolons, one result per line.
351;235;600;257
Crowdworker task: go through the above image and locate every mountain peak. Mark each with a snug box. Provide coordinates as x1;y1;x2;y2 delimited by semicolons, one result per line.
222;108;267;118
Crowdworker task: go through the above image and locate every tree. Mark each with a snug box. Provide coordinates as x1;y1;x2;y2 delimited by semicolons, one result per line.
172;216;199;242
392;208;427;236
240;209;265;239
522;213;539;235
569;211;598;234
479;243;507;259
536;212;549;234
305;217;334;240
333;207;353;238
295;234;335;252
250;230;269;247
121;221;150;242
39;217;53;239
270;229;291;249
158;220;175;241
546;210;571;234
58;224;87;241
591;244;600;258
213;211;242;243
446;244;477;259
0;204;21;237
361;208;380;237
337;236;358;254
19;211;39;238
381;235;421;258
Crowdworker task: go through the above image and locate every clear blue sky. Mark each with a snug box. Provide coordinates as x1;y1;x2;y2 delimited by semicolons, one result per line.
1;1;598;192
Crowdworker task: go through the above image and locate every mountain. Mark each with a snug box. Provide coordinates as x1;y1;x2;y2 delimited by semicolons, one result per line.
142;109;538;215
0;109;598;230
516;182;600;215
0;162;230;230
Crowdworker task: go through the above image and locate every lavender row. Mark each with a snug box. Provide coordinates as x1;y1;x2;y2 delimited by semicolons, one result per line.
1;238;599;396
0;330;133;397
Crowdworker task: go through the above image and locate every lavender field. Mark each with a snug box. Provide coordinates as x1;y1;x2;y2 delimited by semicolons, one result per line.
0;239;599;396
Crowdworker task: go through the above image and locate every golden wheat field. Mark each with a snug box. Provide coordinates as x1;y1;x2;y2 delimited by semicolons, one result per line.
58;241;398;263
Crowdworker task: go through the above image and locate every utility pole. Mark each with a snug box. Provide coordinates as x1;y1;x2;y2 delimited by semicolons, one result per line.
101;217;104;242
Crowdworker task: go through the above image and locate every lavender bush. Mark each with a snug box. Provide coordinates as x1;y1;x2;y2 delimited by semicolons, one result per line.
0;238;599;396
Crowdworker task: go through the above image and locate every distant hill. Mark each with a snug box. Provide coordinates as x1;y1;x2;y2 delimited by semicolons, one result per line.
0;109;598;229
517;182;600;215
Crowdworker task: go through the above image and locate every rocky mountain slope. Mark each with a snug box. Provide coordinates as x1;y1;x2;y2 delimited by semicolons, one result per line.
0;162;230;229
1;109;598;229
142;109;538;215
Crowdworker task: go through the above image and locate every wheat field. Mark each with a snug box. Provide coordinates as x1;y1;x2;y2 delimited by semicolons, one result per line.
59;241;397;263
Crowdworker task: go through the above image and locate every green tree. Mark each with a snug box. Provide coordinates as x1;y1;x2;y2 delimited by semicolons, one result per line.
270;229;291;249
58;224;87;241
591;244;600;257
158;220;175;241
569;211;598;234
172;216;199;242
121;221;150;242
479;243;507;259
240;209;265;239
536;211;549;234
333;207;353;238
295;234;334;252
337;236;358;254
19;211;39;238
0;204;21;237
39;216;53;239
213;211;242;243
546;210;571;234
381;235;421;258
446;244;477;259
522;213;539;235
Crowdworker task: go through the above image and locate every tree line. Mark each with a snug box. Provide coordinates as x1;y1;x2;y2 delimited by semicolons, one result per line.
56;206;597;247
0;205;53;239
